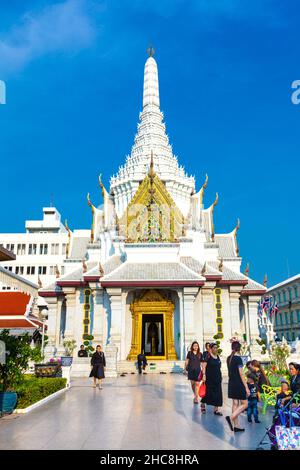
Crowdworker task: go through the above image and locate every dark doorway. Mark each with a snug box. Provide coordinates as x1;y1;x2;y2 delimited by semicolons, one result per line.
142;314;164;356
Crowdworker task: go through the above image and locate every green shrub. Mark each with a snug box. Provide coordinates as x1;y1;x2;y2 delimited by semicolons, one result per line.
15;376;67;409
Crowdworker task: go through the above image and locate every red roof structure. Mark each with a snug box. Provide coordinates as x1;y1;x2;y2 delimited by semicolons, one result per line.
0;292;43;330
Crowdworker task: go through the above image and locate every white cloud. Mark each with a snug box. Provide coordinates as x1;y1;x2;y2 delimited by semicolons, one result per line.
0;0;97;73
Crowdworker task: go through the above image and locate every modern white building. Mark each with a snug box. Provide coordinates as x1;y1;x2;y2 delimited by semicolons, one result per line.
35;52;266;365
267;274;300;342
0;207;91;288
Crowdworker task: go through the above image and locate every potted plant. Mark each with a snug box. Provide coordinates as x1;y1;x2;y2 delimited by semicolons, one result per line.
0;329;41;415
61;339;77;366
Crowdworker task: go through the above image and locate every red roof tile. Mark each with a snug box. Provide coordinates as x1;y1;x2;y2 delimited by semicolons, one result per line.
0;292;31;315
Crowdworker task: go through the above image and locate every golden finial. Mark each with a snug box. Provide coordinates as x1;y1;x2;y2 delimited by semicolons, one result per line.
55;265;60;278
38;276;43;289
233;218;240;257
244;263;250;277
98;174;107;200
199;174;208;206
82;259;87;273
210;193;219;242
99;263;105;278
212;192;219;208
201;262;207;276
219;258;224;272
263;274;268;288
87;193;93;207
147;46;155;57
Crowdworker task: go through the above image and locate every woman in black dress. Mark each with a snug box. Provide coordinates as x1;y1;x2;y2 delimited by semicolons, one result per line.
225;341;250;432
201;343;223;415
185;341;202;404
89;345;106;389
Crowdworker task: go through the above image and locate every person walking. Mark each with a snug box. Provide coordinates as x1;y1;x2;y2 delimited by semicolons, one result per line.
137;350;148;374
201;342;223;416
200;342;211;412
185;341;202;405
89;345;106;389
225;341;250;432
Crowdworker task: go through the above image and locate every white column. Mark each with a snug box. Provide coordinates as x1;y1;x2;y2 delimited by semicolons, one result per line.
89;285;104;347
229;286;243;337
45;297;58;346
201;283;216;343
55;297;63;346
247;295;261;342
178;290;184;360
63;288;77;340
183;287;199;356
106;287;123;360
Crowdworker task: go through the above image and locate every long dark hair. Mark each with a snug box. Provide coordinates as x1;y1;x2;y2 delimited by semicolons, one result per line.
227;341;241;367
251;360;269;384
289;362;300;373
190;341;201;357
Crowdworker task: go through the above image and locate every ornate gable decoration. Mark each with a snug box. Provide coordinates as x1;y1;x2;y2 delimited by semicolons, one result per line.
119;158;186;243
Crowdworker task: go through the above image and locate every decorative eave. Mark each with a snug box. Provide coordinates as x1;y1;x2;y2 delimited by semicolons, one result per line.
56;280;86;287
241;289;266;296
39;290;66;298
83;276;100;282
100;280;205;288
218;279;248;286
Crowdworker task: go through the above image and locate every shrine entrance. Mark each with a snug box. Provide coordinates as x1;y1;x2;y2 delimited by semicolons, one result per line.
142;314;164;357
127;289;177;361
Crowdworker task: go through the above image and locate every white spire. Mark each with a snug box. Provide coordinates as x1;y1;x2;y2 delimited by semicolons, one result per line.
110;51;195;217
143;56;160;108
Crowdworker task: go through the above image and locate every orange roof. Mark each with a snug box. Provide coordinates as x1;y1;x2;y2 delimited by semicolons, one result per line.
0;292;31;315
0;319;37;328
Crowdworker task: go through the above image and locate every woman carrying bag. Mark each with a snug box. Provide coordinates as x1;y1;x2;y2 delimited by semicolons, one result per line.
201;342;223;416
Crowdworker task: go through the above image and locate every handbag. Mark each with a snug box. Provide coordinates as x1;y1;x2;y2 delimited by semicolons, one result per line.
197;370;203;382
275;410;300;450
198;382;206;399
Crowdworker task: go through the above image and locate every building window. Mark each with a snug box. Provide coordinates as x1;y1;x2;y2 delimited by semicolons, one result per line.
49;266;55;275
17;244;26;255
62;244;67;255
285;312;289;325
283;291;287;303
28;244;37;255
15;266;24;275
6;244;15;253
297;310;300;322
38;266;47;275
278;292;282;304
39;244;48;255
61;266;65;275
294;286;299;299
51;243;59;255
26;266;35;275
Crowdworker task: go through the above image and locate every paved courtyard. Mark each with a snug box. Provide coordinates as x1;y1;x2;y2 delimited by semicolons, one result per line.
0;374;273;450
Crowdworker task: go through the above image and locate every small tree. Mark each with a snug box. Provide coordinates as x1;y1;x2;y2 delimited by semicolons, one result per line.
0;330;41;392
269;340;290;374
83;334;95;356
256;338;267;355
63;339;77;357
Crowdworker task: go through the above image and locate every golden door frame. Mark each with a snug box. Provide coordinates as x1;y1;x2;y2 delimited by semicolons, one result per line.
127;290;177;361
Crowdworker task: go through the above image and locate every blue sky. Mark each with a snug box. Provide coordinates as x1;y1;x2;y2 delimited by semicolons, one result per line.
0;0;299;286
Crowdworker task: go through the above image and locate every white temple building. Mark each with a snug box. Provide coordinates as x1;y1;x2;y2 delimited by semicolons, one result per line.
36;52;266;366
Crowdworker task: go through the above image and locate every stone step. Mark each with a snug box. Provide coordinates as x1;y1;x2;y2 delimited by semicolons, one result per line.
117;360;185;375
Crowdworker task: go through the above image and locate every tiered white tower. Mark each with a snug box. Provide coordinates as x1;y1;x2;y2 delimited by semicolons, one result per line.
110;51;195;218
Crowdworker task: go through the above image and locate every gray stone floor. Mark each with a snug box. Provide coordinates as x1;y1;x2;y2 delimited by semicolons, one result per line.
0;374;273;450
